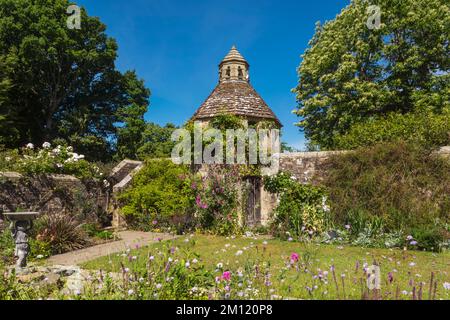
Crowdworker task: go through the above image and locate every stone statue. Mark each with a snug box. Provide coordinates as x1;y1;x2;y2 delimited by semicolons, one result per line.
10;220;32;268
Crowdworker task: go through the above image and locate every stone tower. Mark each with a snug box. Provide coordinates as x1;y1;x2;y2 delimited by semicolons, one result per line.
191;46;282;227
192;46;281;127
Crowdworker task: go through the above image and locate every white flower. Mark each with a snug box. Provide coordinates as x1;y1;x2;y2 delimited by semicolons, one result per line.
66;146;73;152
149;256;155;261
42;142;51;149
185;261;190;268
409;262;416;267
236;250;243;256
127;289;134;295
443;282;450;290
156;283;162;289
192;258;198;264
26;143;34;149
36;254;44;259
5;156;11;162
217;262;223;269
263;241;268;245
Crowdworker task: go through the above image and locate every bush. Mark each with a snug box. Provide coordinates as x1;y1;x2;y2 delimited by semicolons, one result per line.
333;111;450;150
34;213;90;255
119;159;197;232
264;172;330;240
194;165;243;236
0;142;104;179
322;141;450;251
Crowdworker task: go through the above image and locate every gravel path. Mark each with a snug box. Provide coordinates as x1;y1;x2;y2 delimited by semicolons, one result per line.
46;231;176;266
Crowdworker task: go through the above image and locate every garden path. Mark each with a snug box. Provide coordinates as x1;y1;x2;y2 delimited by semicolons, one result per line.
45;231;176;266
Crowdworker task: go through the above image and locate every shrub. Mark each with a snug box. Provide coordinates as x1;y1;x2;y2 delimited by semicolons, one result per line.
333;111;450;150
264;172;329;240
34;214;90;255
119;159;197;232
0;142;104;179
322;141;450;251
194;165;244;236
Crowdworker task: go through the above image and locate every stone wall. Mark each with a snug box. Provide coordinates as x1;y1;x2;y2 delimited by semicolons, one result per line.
0;172;108;218
279;151;346;184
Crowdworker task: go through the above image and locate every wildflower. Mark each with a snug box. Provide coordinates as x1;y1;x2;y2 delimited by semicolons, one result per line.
217;262;223;269
409;262;416;267
388;272;394;284
288;237;293;242
401;290;409;295
263;241;268;245
36;255;44;259
406;235;414;241
128;289;134;295
156;284;162;289
236;250;243;256
185;261;190;268
26;143;34;149
237;291;244;297
149;256;155;261
345;224;351;230
124;268;130;273
42;142;51;149
410;241;418;246
192;258;198;264
290;252;300;263
222;271;232;281
132;256;137;261
139;278;144;283
443;282;450;290
152;220;158;225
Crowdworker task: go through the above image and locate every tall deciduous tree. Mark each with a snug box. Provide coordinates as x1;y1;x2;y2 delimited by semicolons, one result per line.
0;0;150;160
293;0;449;149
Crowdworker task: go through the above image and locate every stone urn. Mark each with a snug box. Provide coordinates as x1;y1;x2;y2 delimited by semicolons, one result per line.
3;212;40;270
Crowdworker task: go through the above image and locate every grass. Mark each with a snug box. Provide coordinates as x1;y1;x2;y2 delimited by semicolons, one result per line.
82;234;450;300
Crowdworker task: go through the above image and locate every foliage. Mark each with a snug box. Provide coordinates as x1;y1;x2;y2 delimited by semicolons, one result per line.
0;0;150;161
0;226;14;265
264;172;329;239
294;0;450;149
82;223;115;240
322;141;450;251
194;165;243;236
135;123;177;160
334;111;450;150
34;213;90;255
0;142;104;179
119;159;197;232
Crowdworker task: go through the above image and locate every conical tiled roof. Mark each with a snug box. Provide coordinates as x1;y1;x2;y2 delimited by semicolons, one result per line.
191;46;282;127
220;45;248;65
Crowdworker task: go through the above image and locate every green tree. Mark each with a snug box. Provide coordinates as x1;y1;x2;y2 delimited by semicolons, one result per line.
136;123;177;160
0;0;150;160
293;0;449;149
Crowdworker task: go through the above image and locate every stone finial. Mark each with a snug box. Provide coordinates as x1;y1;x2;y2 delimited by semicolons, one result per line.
219;46;250;83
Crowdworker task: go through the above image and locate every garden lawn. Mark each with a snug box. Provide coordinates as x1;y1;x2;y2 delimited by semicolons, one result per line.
82;234;450;300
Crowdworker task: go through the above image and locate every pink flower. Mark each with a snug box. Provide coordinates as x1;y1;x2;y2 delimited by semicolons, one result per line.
290;252;300;263
222;271;231;281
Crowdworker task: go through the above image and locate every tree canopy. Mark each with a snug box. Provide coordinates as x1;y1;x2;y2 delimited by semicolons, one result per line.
0;0;150;160
294;0;449;150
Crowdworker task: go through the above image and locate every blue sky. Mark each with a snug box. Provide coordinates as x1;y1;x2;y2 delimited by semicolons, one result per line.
76;0;350;150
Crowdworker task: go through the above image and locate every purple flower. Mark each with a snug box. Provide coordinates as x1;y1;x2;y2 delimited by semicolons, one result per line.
345;224;351;230
290;252;300;263
410;241;418;246
222;271;231;281
388;272;394;284
152;220;158;225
